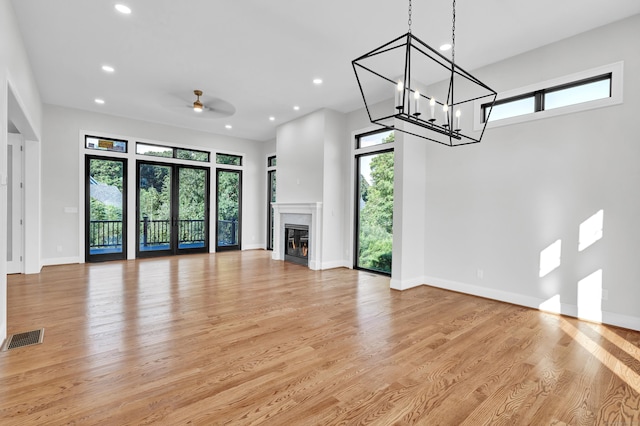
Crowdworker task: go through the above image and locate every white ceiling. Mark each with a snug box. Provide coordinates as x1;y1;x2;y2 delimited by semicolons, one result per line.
10;0;640;142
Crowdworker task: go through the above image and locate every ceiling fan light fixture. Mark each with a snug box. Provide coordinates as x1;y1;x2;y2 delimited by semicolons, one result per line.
193;90;204;112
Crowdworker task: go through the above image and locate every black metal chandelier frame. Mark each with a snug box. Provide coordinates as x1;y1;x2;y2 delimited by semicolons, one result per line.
352;0;497;147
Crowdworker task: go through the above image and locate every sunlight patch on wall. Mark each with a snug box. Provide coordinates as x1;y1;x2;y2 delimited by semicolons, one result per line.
579;209;604;252
539;239;562;278
577;269;603;323
539;294;562;314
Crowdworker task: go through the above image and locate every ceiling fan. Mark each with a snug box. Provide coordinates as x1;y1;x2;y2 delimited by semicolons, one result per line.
178;89;235;118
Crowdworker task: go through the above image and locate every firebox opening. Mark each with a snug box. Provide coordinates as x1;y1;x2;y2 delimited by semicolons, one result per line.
284;224;309;266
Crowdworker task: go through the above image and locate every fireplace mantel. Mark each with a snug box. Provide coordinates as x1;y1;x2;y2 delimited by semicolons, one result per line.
272;202;322;270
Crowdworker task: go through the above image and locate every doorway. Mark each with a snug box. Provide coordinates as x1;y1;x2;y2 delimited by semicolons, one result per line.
137;161;210;257
216;169;242;251
6;133;23;274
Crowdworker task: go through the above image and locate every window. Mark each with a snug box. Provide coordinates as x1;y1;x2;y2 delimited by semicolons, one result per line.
485;95;535;122
483;74;612;123
545;77;611;111
216;153;242;166
266;155;276;250
354;129;394;275
476;61;623;129
86;136;127;153
136;143;210;162
357;131;395;149
137;143;173;158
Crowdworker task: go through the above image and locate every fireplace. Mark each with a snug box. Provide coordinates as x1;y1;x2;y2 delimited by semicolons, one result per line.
284;224;309;266
271;202;322;270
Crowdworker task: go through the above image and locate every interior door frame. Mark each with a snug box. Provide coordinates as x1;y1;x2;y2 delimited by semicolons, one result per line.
85;155;128;262
7;134;23;273
136;160;210;258
215;168;242;252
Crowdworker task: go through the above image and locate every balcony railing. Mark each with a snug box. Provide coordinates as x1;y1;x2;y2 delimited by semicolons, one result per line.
88;219;207;249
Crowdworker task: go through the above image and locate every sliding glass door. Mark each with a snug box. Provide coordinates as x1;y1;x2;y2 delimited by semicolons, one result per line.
216;169;242;251
86;156;127;262
137;161;209;257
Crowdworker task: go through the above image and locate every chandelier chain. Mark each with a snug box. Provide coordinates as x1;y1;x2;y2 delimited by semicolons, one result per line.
451;0;456;64
408;0;412;32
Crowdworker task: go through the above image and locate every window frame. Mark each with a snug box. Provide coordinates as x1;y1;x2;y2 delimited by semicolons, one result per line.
474;61;623;130
216;153;243;166
85;135;128;153
136;142;210;163
353;129;395;276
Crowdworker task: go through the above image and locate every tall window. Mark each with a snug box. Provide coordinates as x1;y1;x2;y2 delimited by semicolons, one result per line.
355;130;394;275
266;155;276;250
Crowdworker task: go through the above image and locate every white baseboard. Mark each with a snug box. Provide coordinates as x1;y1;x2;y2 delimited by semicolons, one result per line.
417;275;640;332
320;260;350;270
424;276;542;308
242;244;264;251
390;276;424;291
41;256;80;267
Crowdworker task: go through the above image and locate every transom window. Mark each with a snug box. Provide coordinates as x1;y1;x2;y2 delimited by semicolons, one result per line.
483;74;612;123
216;153;242;166
86;136;127;153
136;143;210;162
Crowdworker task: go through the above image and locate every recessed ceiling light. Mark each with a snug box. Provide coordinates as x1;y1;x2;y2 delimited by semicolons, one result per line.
94;98;105;104
225;124;232;129
439;43;452;51
269;116;275;121
313;78;323;85
115;4;131;14
293;106;300;111
101;65;115;73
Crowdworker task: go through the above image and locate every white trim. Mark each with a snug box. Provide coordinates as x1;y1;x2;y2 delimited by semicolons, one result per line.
320;260;350;270
420;275;640;332
390;277;423;291
272;202;323;270
242;244;263;251
474;61;624;130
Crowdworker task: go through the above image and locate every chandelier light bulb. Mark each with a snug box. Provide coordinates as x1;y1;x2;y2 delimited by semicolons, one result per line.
396;80;404;110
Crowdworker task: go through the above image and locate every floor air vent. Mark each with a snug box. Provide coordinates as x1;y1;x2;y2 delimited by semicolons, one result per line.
2;329;44;351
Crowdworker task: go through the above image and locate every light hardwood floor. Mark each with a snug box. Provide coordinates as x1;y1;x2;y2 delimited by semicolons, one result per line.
2;250;639;425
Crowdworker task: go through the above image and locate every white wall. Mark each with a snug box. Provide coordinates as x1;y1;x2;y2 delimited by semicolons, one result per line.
342;15;640;330
415;14;640;329
41;104;266;263
276;109;349;269
276;111;325;203
321;109;347;268
0;0;43;342
390;129;426;290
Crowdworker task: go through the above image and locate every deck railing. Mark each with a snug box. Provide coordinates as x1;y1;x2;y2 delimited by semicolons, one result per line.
89;218;208;249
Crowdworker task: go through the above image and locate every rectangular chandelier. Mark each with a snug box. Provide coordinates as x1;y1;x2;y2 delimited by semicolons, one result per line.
353;25;497;147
